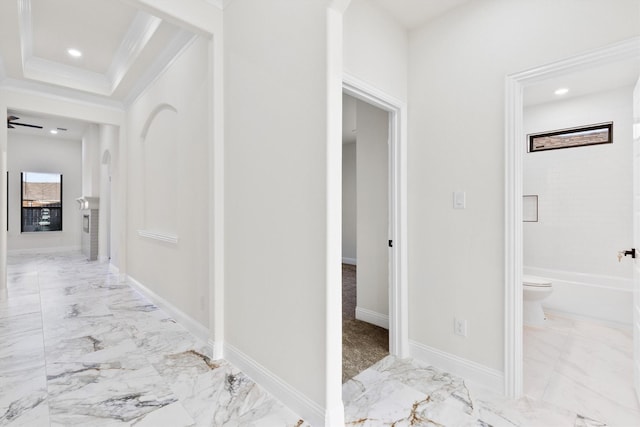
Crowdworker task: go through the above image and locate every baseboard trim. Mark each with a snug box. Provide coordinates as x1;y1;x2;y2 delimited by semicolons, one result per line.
127;275;209;345
7;245;81;255
409;340;504;394
224;343;324;426
108;263;119;275
355;307;389;329
342;257;357;265
543;308;632;330
210;339;223;360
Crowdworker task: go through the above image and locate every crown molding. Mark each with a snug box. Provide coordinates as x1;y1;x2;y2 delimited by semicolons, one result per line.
23;57;112;95
18;0;33;68
124;31;196;107
107;11;162;92
16;0;168;98
0;78;125;111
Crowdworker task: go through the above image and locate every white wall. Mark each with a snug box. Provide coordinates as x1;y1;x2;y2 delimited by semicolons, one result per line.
224;1;344;423
524;87;634;324
126;36;210;328
356;100;389;324
99;124;116;262
343;0;408;102
82;124;100;197
342;142;357;263
408;0;640;373
7;133;82;251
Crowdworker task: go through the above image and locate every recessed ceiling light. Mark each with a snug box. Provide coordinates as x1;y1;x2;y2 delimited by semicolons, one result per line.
67;48;82;58
554;88;569;96
50;129;58;135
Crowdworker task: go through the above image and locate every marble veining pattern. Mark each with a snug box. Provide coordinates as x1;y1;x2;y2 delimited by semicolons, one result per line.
0;252;307;426
524;314;640;426
0;251;629;426
342;356;612;426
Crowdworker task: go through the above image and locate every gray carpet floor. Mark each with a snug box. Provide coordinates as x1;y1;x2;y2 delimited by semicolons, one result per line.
342;264;389;383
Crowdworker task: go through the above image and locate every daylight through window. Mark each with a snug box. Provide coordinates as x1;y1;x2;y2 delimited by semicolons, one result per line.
21;172;62;232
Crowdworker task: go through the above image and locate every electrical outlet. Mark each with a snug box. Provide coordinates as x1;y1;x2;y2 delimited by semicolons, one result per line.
454;318;468;337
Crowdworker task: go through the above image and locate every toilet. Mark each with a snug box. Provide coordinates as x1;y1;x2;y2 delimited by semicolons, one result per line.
523;275;553;326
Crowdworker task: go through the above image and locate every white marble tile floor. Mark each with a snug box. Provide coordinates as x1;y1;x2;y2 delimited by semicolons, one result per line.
0;252;307;426
0;252;628;426
524;313;640;427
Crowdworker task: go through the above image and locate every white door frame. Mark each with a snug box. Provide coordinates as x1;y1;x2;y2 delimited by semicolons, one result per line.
343;73;408;357
504;36;640;398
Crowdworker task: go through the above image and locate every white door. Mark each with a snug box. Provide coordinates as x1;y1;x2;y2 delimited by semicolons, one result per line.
633;75;640;402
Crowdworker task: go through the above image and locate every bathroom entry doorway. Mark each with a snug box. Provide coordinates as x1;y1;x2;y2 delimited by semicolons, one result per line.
505;38;640;400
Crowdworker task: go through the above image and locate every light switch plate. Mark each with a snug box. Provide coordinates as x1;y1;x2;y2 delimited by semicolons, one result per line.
453;191;466;209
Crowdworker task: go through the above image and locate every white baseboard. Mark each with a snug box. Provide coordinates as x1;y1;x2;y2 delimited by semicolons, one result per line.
7;245;81;255
224;343;325;426
543;308;632;331
355;307;389;329
210;339;223;360
108;264;127;283
342;257;357;265
108;263;119;276
409;340;504;394
127;275;210;345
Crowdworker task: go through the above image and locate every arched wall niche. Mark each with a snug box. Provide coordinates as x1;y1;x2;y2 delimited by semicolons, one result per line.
139;103;179;241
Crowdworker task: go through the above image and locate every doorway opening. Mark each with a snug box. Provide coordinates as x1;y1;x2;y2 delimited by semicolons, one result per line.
505;37;640;406
341;93;390;382
341;75;409;385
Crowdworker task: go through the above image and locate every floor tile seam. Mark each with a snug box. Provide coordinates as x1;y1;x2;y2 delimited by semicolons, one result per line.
537;329;573;400
34;267;54;427
568;329;633;353
542;367;640;417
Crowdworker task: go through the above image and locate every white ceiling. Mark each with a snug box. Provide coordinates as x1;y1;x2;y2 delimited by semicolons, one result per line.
371;0;472;29
524;56;640;107
0;0;198;138
2;0;638;141
7;110;89;141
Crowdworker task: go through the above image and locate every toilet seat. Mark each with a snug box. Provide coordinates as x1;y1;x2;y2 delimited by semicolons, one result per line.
523;275;552;288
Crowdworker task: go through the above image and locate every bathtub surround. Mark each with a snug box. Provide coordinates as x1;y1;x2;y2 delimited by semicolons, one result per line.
524;86;635;324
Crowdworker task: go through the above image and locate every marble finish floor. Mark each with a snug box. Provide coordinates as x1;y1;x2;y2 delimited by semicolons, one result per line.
0;251;619;426
344;356;608;426
524;313;640;426
0;252;306;426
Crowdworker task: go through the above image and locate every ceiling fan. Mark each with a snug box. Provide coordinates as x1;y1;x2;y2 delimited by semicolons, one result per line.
7;115;43;130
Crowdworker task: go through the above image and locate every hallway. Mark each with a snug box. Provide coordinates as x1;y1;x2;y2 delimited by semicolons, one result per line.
0;252;615;426
0;252;305;426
